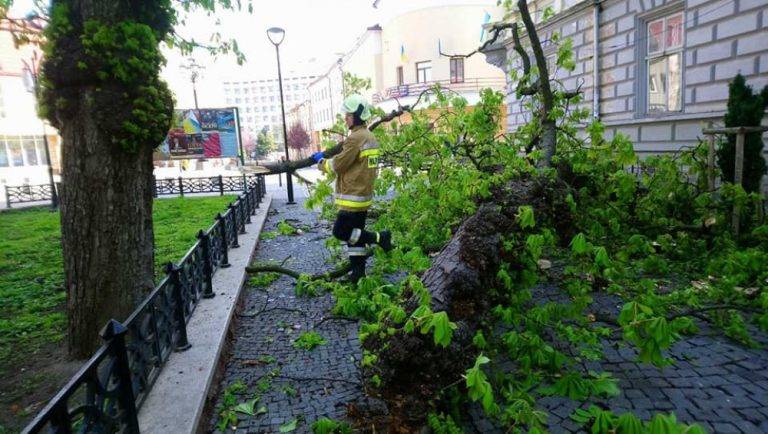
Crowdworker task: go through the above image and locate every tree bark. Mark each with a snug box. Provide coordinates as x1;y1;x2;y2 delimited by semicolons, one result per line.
60;104;156;358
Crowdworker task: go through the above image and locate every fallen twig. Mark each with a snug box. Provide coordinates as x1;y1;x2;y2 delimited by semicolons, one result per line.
313;315;359;330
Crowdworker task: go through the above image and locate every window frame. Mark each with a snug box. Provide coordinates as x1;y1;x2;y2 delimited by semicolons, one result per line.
415;61;432;83
637;6;685;116
450;57;465;84
396;66;404;86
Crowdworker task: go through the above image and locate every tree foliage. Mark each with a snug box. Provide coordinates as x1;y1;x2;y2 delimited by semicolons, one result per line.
254;126;276;158
342;71;371;98
287;122;311;151
716;73;768;193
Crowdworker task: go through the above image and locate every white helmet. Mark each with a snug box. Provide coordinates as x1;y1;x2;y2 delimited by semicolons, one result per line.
340;94;372;121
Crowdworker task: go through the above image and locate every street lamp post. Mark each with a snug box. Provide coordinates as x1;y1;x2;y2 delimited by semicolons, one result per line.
180;58;204;112
267;27;295;204
22;51;58;210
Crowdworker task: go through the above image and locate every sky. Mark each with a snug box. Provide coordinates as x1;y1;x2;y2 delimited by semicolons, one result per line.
9;0;498;108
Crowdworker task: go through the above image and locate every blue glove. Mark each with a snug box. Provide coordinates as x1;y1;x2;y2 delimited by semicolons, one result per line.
311;151;325;163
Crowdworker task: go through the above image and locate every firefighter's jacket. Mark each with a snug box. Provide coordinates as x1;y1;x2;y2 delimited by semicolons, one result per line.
319;125;380;212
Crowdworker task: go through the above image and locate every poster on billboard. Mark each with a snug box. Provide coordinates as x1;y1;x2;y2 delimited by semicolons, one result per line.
155;108;240;160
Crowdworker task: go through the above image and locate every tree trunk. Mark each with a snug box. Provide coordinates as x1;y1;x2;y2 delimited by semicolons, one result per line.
60;93;156;358
362;176;573;429
42;0;167;359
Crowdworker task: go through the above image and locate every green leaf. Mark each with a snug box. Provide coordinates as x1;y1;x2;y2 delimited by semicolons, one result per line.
233;398;258;415
516;205;536;229
425;311;457;347
615;412;643;434
570;233;589;255
279;418;299;432
473;331;487;349
593;246;611;268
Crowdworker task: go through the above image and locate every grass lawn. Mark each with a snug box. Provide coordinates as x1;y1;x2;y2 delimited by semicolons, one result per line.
0;195;236;371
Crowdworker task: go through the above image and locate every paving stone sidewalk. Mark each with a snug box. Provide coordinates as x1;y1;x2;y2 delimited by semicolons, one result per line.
208;195;365;433
210;191;768;434
469;285;768;434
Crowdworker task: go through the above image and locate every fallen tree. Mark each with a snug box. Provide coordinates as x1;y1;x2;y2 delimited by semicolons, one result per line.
360;176;573;428
246;1;767;431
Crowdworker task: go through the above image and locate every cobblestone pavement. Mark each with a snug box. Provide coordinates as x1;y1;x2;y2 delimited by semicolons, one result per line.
208;192;365;433
213;183;768;433
469;285;768;434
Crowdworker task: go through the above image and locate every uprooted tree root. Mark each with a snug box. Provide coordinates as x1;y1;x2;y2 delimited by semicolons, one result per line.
358;175;574;431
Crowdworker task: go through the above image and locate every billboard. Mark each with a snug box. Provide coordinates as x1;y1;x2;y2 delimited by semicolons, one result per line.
155;108;240;160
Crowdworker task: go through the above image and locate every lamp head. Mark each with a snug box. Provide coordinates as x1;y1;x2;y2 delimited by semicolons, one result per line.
267;27;286;46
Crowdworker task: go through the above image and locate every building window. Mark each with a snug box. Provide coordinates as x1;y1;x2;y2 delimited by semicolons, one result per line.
645;11;683;113
36;140;48;165
396;66;404;85
8;138;24;166
416;61;432;83
24;137;38;166
450;58;464;83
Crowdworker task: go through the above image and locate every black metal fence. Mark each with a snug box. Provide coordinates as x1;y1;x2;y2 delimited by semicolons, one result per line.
22;175;266;434
3;183;58;207
4;174;265;208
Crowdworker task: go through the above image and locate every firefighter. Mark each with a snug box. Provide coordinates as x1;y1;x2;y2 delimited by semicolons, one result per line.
311;94;392;283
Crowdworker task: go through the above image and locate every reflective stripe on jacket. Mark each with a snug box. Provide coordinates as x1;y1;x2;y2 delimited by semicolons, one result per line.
319;125;379;211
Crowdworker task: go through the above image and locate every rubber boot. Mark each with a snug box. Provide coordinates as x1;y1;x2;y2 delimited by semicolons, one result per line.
349;256;367;284
377;230;394;252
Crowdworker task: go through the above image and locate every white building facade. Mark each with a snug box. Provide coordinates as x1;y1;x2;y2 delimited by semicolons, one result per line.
302;4;507;139
484;0;768;156
222;75;316;146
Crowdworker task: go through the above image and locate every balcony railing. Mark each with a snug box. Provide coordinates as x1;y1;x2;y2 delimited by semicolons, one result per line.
372;77;507;104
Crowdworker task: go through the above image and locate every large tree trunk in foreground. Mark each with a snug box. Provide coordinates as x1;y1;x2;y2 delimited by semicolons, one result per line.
60;109;155;358
42;0;172;358
361;176;572;430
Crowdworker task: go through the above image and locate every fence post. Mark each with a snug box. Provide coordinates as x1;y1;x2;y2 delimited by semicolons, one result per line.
229;203;244;240
244;190;253;223
242;173;248;193
4;185;9;209
261;174;266;196
707;133;716;192
100;319;141;432
253;175;261;209
732;130;745;237
152;176;158;198
178;177;184;198
166;263;192;351
218;175;224;196
198;230;215;299
250;186;257;215
49;402;73;434
216;213;231;268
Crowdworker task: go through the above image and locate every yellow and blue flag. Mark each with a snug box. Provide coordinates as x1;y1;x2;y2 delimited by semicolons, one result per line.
400;44;407;63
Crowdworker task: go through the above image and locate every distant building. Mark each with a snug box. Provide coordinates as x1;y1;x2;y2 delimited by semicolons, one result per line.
300;4;507;141
374;4;507;111
483;0;768;157
308;25;384;135
0;22;61;189
222;75;316;147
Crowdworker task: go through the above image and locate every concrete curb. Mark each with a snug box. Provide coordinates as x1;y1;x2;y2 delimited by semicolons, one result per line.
138;195;273;434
